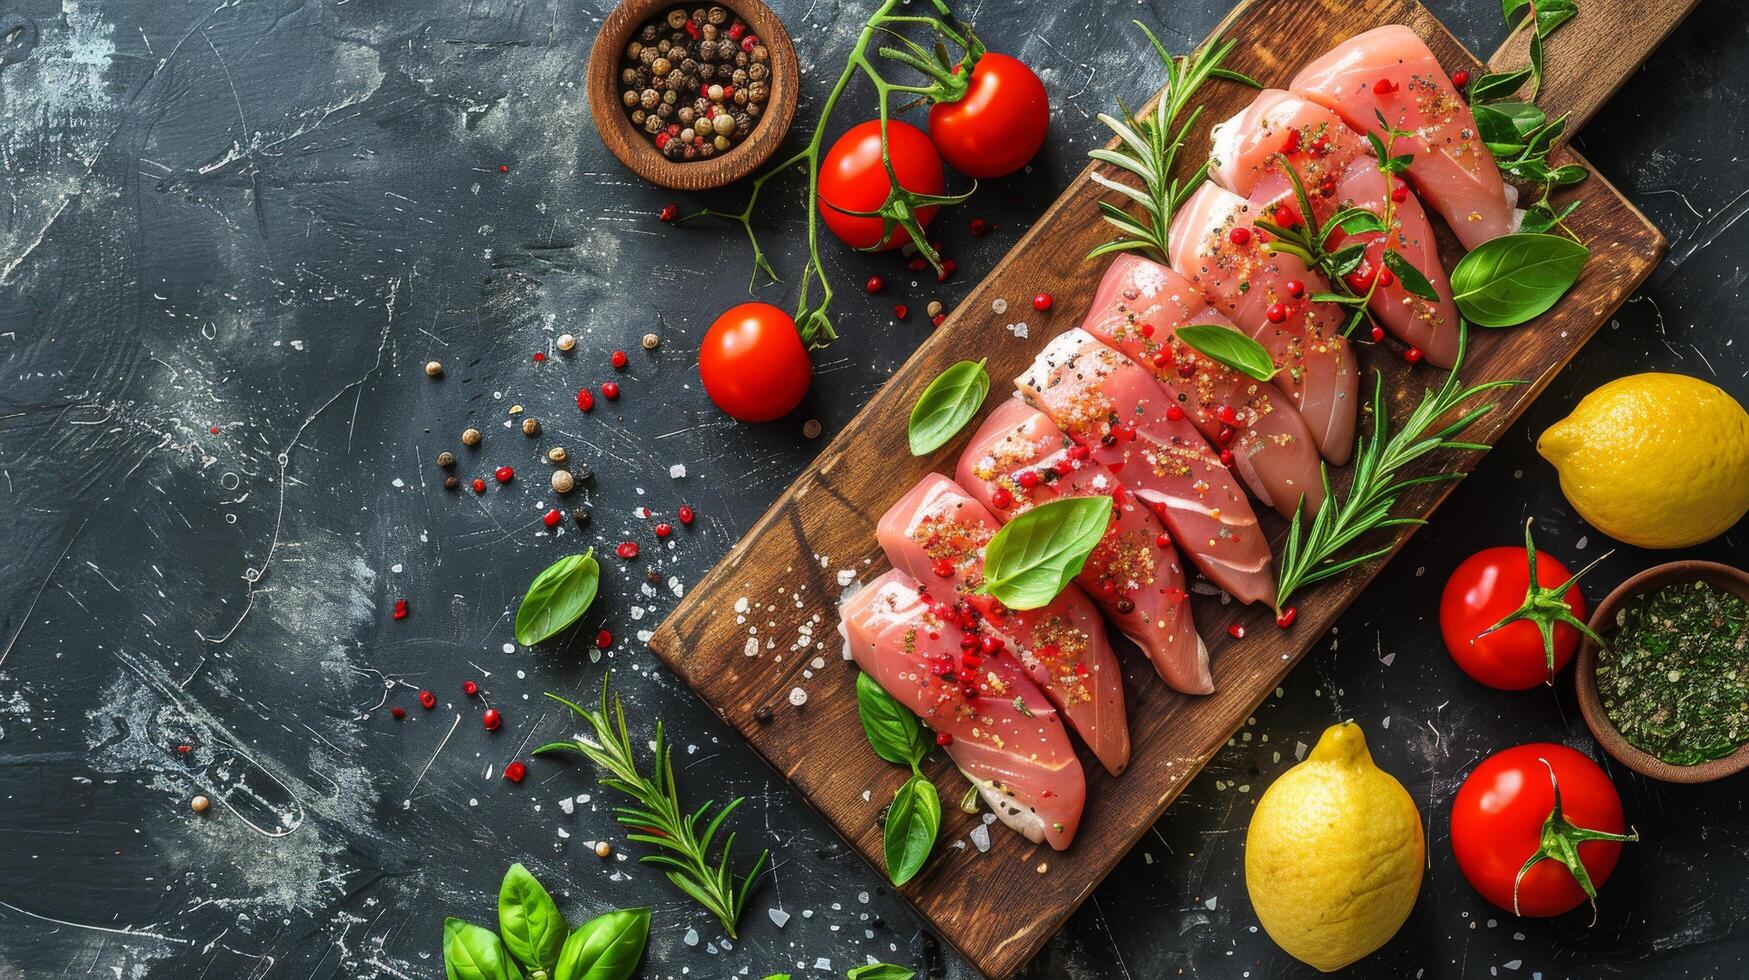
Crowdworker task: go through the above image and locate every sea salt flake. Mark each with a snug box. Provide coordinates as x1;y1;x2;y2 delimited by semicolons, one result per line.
788;686;808;706
970;825;991;852
768;908;790;928
669;464;687;479
683;928;699;946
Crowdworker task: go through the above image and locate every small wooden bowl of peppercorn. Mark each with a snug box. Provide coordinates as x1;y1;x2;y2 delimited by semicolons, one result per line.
587;0;798;191
1575;560;1749;783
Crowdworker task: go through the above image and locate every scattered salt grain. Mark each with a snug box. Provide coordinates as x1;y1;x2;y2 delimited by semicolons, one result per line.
768;908;790;928
743;637;760;657
1005;321;1029;338
1294;741;1309;760
992;298;1008;314
669;464;687;479
788;687;808;706
970;825;991;852
683;928;699;947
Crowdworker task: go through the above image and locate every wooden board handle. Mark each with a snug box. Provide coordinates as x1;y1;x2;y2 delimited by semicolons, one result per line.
1486;0;1699;135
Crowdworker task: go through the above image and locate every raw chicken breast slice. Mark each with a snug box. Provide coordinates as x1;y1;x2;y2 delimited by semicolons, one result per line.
1290;25;1518;250
957;398;1212;694
1209;89;1461;367
1076;260;1327;518
1170;183;1359;464
841;570;1085;850
877;473;1129;775
1014;331;1277;607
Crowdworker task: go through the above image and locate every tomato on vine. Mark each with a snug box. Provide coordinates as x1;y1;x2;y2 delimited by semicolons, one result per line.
1439;519;1606;689
698;302;812;422
818;119;947;251
1451;744;1638;918
927;52;1049;178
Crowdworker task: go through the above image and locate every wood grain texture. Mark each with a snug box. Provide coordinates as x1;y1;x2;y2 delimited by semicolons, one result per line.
586;0;799;190
650;0;1670;976
1487;0;1702;135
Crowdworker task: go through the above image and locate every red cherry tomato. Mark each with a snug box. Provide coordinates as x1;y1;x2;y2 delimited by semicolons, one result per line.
1451;743;1636;917
817;119;944;250
927;52;1049;179
1439;532;1588;690
698;302;811;422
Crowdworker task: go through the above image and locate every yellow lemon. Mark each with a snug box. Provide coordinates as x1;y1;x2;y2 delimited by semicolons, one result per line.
1245;722;1423;972
1538;373;1749;548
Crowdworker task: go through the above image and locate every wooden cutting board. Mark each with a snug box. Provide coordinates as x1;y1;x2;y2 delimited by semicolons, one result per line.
650;0;1691;975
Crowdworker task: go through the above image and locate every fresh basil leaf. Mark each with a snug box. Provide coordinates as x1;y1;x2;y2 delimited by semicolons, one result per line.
1328;242;1369;276
1364;130;1387;162
848;965;918;980
445;918;523;980
908;359;990;456
514;551;600;646
1382;250;1441;303
883;774;940;886
1484;141;1528;158
1527;32;1545;101
1380;153;1413;174
1473;101;1544;145
1519;199;1583;235
1501;0;1532;28
856;672;928;768
1449;233;1589;327
553;908;649;980
980;496;1112;610
499;863;569;975
1326;207;1385;237
1533;0;1577;36
1174;324;1278;382
1468;67;1530;102
1548;163;1588;186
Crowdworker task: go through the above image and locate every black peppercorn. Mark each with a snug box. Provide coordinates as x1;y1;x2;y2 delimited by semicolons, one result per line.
571;506;591;526
707;5;728;25
639;23;659;42
444;475;460;490
753;705;774;724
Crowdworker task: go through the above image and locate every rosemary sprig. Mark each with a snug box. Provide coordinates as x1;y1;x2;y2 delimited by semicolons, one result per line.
1086;27;1258;263
535;679;768;939
1275;325;1525;607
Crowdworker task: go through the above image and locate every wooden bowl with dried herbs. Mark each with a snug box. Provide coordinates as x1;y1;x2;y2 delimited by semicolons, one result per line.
1576;560;1749;783
587;0;798;190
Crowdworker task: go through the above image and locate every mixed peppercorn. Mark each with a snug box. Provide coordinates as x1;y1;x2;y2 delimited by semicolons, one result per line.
619;5;773;160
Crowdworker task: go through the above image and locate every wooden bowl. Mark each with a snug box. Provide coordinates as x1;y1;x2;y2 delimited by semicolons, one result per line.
1574;560;1749;783
586;0;799;191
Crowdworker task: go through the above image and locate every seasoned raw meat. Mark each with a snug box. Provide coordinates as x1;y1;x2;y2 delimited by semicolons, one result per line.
1209;89;1461;367
958;398;1212;694
1291;25;1518;250
840;570;1085;849
1169;184;1359;464
1076;261;1327;518
878;474;1129;775
1015;331;1276;607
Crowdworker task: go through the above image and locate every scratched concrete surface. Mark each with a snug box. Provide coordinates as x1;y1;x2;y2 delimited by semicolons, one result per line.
1;0;1745;977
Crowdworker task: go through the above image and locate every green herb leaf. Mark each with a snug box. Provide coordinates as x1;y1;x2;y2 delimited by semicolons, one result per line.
856;672;928;768
1328;242;1370;276
1175;324;1278;382
552;908;649;980
1449;233;1589;327
883;774;940;886
445;918;524;980
514;551;600;646
1326;208;1386;237
1382;250;1441;303
908;359;990;456
848;965;919;980
498;864;569;976
1468;67;1531;102
979;496;1113;610
1519;199;1583;235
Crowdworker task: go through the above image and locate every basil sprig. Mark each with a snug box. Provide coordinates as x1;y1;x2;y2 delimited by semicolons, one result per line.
514;551;600;646
980;496;1112;610
908;358;990;456
856;673;929;767
443;865;650;980
1174;324;1278;382
1449;233;1589;327
883;774;941;886
848;964;919;980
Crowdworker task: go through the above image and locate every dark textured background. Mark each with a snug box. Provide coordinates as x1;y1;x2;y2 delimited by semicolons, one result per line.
2;0;1745;977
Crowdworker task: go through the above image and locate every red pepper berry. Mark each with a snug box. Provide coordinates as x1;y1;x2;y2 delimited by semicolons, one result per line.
472;478;487;494
1377;266;1396;288
601;381;620;400
932;558;956;578
1139;323;1155;337
1219;449;1235;467
937;259;956;282
390;706;407;719
611;350;628;370
935;731;953;746
1176;360;1196;379
727;22;745;40
658;203;678;223
482;708;502;731
1285;279;1305;299
654;522;672;538
1272;203;1300;228
892;304;909;321
1371;326;1387;342
1391;182;1409;203
931;313;946;328
504;761;527;783
498;164;509;173
533;351;546;363
392;599;409;620
543;509;562;527
597;629;613;649
576;387;595;412
615;541;639;559
209;425;221;434
683;19;700;38
1318;178;1337;198
1217;405;1240;427
1281;128;1302;154
864;275;884;294
906;257;928;272
418;689;437;710
1227;226;1251;247
463;680;479;696
1276;606;1298;629
1166;405;1185;422
1345;266;1377;292
1017;470;1041;489
1374;77;1396;95
655;132;671;150
1265;302;1289;324
1228;623;1246;639
969;217;990;236
1032;292;1053;311
1154;533;1171;549
677;505;695;526
1052;458;1074;476
495;466;514;483
1068;443;1091;461
1452;68;1470;88
1404;346;1425;365
741;33;757;52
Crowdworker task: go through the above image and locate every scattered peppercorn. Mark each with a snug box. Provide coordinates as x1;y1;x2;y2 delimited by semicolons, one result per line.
969;217;990;236
571;507;592;526
504;761;528;783
802;419;822;439
678;504;695;525
461;428;482;447
557;333;577;352
1032;292;1053;311
577;388;596;412
437;451;456;469
601;381;620;400
548;446;569;464
866;275;885;294
463;680;480;696
659;203;679;222
595;839;614;858
495;466;515;483
521;417;540;437
425;360;444;377
926;300;944;318
655;522;673;538
543;508;562;527
391;706;407;719
616;541;640;559
552;470;576;494
1276;606;1298;628
642;332;660;350
191;795;211;814
597;629;614;649
482;708;502;731
472;478;487;494
892;304;909;321
393;599;409;620
611;349;629;370
753;704;774;724
419;689;438;709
